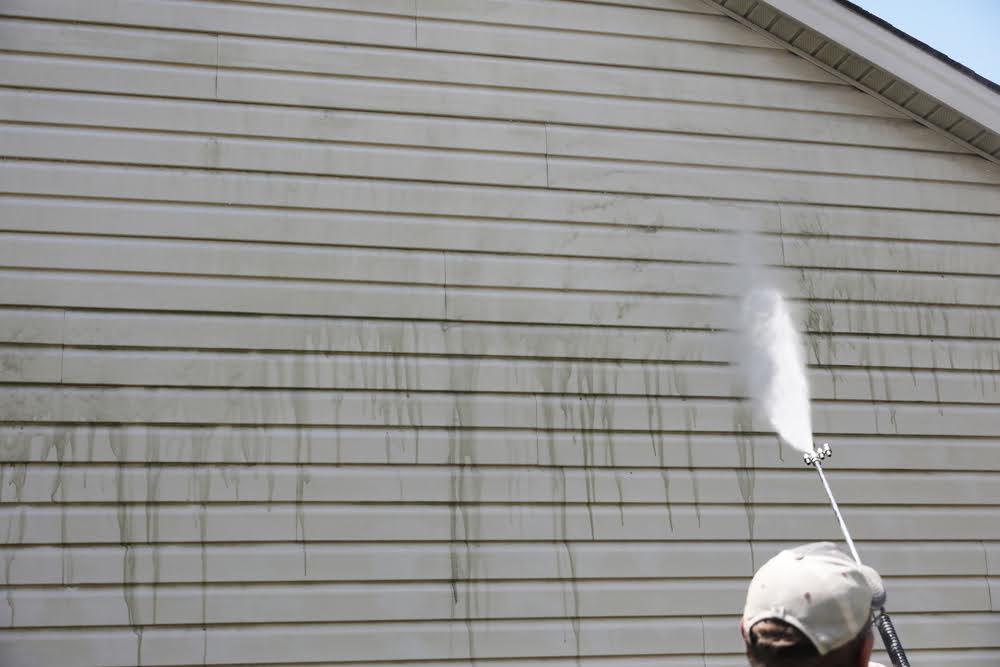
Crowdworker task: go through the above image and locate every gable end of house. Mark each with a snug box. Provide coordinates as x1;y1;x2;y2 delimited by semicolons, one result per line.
707;0;1000;165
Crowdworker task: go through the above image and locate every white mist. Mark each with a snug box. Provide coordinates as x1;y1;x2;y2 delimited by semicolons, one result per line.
741;287;814;455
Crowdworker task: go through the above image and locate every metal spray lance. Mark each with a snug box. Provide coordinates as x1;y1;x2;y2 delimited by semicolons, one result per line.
803;443;911;667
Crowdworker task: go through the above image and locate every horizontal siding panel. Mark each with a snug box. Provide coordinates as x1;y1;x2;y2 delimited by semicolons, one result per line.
5;270;1000;337
0;308;64;345
5;165;1000;254
3;203;999;266
248;0;722;24
0;346;61;383
0;617;998;666
0;236;451;283
5;309;1000;373
4;91;982;185
0;618;996;666
757;542;994;579
412;19;834;81
6;466;1000;505
572;0;720;12
53;314;1000;372
547;158;1000;215
0;125;548;188
4;505;1000;544
217;34;882;114
0;14;817;85
1;21;845;115
0;18;217;66
0;271;451;320
216;71;958;151
1;581;742;627
2;387;999;435
0;50;892;126
877;650;1000;667
413;0;764;44
7;542;756;585
0;235;447;286
40;349;1000;405
23;0;419;19
2;582;736;627
6;125;998;211
212;0;417;14
4;121;998;213
547;126;1000;185
0;84;907;158
0;54;219;99
3;427;998;471
0;0;728;44
2;577;989;628
449;291;998;337
5;233;1000;304
0;0;418;47
0;84;907;157
778;236;1000;277
1;55;961;151
6;201;1000;281
3;542;990;586
445;256;1000;302
0;89;548;154
0;619;697;665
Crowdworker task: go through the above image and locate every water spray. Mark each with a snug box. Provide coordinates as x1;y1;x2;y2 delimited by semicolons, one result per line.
803;443;910;667
741;287;910;666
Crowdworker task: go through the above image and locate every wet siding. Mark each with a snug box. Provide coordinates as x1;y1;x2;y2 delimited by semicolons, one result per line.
1;0;999;665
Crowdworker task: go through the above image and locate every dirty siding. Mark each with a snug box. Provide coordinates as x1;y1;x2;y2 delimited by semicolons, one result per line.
1;0;999;665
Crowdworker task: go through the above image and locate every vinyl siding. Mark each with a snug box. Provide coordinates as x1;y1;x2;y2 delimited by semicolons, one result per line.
1;1;999;666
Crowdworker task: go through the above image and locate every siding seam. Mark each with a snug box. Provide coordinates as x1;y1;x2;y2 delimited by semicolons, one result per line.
59;309;66;384
442;249;448;321
533;393;540;464
776;203;788;266
412;0;419;47
544;122;551;188
985;541;995;611
700;614;707;667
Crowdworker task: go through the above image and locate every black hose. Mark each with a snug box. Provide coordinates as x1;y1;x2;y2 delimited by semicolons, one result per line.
874;609;910;667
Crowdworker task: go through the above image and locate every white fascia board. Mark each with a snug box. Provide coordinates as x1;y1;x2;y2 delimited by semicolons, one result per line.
764;0;1000;135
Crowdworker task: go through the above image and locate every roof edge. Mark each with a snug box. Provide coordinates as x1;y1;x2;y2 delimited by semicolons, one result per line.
831;0;1000;96
704;0;1000;165
766;0;999;134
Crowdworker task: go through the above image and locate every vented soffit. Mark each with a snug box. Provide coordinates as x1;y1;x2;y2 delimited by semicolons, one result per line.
704;0;1000;166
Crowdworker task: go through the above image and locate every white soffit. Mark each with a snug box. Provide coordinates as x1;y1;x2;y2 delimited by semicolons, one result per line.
705;0;1000;164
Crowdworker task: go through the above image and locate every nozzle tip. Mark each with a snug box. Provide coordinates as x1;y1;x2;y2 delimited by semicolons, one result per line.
803;443;833;466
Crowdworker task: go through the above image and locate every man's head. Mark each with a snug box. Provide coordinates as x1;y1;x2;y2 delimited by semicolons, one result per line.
740;542;885;667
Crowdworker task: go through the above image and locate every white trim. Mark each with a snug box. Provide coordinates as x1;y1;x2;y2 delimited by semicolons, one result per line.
763;0;1000;135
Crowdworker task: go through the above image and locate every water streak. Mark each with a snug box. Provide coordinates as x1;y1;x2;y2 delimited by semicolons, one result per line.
741;288;814;455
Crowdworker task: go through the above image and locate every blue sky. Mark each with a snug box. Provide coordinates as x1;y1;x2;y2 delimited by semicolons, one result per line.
850;0;1000;84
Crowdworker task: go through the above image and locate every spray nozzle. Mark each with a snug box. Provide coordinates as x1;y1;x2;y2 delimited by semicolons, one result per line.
803;442;832;466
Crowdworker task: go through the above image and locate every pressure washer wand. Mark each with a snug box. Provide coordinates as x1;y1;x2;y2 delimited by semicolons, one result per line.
804;443;911;667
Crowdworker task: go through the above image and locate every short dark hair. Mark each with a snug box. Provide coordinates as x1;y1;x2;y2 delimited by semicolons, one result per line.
745;618;871;667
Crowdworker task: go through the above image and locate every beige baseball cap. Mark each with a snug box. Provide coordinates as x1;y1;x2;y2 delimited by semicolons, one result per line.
743;542;885;655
